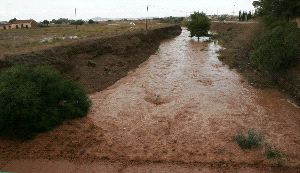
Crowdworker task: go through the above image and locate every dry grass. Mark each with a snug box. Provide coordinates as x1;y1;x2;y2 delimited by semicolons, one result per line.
0;22;171;57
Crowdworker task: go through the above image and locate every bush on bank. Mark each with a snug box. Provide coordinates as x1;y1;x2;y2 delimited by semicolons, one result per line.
250;23;300;73
187;12;211;40
0;65;91;140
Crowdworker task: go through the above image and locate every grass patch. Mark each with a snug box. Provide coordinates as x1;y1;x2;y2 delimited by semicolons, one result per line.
235;129;264;149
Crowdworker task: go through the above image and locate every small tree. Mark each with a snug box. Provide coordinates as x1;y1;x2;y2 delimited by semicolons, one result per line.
43;20;50;27
88;19;95;24
239;11;242;21
242;11;247;21
9;18;17;23
187;12;211;41
247;11;252;20
70;20;85;25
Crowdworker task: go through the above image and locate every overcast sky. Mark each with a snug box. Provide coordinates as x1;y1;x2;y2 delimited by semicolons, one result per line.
0;0;255;21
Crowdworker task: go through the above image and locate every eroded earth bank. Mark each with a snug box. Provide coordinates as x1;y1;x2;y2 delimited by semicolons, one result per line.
1;28;300;173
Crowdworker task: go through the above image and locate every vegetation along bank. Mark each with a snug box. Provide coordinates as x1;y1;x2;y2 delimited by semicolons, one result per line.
212;0;300;105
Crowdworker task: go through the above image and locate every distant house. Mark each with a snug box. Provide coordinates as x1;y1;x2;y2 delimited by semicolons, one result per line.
0;20;38;30
0;23;11;30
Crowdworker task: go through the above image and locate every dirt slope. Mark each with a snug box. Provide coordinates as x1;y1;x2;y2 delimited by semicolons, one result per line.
0;25;182;93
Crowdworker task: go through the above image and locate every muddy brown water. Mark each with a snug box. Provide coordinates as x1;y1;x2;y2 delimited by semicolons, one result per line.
2;29;300;173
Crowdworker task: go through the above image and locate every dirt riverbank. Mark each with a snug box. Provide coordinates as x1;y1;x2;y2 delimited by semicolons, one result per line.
0;25;182;93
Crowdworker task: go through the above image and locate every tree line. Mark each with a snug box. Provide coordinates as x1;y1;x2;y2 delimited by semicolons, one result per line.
7;18;96;27
250;0;300;73
238;11;253;21
42;18;96;26
253;0;300;21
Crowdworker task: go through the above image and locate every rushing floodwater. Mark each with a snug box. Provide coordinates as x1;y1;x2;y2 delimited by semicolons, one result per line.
3;28;300;172
88;28;299;165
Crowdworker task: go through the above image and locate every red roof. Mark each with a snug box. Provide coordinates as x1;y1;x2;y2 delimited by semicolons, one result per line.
11;20;35;24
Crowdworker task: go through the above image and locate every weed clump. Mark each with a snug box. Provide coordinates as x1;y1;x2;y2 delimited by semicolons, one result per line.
265;146;285;167
0;65;91;140
265;148;283;159
235;129;264;149
235;129;286;166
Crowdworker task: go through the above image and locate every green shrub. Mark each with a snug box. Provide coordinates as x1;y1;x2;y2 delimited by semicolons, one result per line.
265;147;283;160
0;65;91;140
250;24;300;72
265;146;285;166
235;129;264;149
262;16;288;29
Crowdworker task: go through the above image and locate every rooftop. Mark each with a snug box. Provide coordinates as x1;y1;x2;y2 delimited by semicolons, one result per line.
11;20;35;24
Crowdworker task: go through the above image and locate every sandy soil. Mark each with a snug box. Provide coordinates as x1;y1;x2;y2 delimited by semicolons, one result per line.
1;29;300;172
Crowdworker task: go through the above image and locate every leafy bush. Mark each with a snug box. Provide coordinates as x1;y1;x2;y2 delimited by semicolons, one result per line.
235;129;264;149
0;65;91;140
250;23;300;72
262;16;287;29
187;12;211;40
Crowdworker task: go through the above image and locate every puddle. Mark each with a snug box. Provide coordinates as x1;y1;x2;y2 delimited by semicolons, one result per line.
40;35;79;43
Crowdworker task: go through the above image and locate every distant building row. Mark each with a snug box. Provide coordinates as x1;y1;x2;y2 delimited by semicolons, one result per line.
0;20;38;30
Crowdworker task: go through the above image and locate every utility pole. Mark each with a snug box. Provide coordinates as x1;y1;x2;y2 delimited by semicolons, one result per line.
233;4;236;17
146;5;148;31
75;8;78;30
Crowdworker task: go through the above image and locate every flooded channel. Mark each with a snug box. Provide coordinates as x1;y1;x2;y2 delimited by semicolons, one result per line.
88;28;300;165
2;28;300;172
